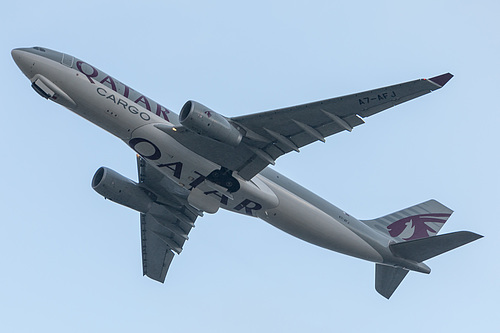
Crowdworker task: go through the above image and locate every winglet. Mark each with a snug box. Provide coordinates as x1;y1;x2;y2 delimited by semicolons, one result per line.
428;73;454;87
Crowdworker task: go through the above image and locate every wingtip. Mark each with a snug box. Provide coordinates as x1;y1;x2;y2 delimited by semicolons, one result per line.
466;231;484;241
428;73;454;87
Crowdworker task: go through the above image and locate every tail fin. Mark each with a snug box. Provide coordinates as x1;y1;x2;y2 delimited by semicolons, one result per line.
369;200;483;299
362;199;453;242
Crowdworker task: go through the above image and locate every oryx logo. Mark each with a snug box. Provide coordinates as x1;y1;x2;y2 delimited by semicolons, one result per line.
387;213;451;241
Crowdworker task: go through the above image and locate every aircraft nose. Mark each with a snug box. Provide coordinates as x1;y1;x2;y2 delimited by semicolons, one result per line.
12;48;36;79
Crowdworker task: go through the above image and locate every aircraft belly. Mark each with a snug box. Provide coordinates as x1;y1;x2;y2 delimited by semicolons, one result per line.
260;181;383;262
130;124;280;214
31;54;380;262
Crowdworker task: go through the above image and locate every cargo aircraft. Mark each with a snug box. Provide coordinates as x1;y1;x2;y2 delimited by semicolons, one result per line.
12;47;482;298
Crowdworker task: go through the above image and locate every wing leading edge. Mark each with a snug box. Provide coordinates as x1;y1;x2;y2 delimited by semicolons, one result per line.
231;73;453;178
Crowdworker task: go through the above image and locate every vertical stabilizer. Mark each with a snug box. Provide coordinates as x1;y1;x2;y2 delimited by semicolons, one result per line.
362;200;453;242
375;264;409;299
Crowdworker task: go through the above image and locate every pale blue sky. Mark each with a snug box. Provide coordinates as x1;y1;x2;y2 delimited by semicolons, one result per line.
2;1;498;332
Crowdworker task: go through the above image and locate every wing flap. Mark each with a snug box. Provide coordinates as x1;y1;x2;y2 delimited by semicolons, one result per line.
141;213;175;282
286;113;365;149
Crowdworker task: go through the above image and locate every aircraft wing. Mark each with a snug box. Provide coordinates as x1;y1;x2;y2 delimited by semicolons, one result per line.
137;157;201;282
168;73;452;180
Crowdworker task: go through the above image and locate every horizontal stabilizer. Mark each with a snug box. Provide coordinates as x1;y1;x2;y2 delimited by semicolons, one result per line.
375;264;409;299
390;231;483;262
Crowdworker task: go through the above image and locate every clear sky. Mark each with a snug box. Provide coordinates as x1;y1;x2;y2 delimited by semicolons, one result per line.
2;1;498;332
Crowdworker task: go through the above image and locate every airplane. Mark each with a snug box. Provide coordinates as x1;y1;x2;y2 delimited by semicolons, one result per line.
12;46;482;299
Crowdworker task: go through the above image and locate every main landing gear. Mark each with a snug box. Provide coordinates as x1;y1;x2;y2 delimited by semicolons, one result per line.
206;167;240;193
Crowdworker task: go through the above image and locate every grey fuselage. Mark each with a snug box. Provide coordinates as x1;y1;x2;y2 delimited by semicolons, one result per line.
12;47;424;271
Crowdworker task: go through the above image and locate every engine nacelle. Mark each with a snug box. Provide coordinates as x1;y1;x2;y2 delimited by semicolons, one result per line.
179;100;242;146
92;167;154;213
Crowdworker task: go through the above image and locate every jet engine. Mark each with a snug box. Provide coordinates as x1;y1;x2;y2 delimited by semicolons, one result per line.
92;167;154;213
179;100;243;146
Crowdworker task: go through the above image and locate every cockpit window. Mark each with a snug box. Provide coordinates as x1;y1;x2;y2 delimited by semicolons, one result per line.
33;47;46;52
